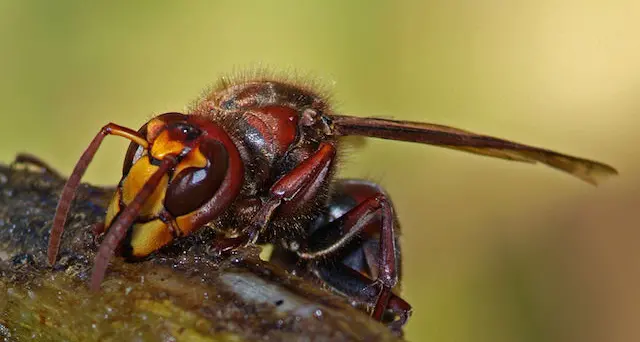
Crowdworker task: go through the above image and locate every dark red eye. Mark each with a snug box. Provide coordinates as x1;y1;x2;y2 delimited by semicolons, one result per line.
122;124;148;176
164;139;229;217
167;122;201;142
146;112;189;142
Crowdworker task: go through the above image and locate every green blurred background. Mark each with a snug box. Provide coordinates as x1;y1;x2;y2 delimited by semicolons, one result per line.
1;1;638;341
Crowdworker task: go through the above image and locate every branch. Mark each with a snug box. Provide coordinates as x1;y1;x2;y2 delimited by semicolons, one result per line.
0;163;402;341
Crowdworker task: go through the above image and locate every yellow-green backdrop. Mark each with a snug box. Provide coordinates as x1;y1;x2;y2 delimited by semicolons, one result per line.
1;2;638;341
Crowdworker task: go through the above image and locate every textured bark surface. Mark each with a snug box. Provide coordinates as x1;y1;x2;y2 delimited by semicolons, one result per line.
0;163;402;342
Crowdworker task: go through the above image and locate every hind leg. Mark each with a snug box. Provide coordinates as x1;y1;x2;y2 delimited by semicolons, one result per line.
296;179;411;331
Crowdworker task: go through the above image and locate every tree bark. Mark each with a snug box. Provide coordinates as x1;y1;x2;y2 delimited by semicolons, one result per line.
0;163;402;342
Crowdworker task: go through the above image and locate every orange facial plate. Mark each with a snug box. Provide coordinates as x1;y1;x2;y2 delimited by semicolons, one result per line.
127;219;173;258
120;155;169;218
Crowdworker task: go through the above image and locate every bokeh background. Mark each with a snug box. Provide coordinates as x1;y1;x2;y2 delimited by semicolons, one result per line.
1;1;638;341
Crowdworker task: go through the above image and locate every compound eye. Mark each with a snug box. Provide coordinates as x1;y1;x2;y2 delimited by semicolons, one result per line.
122;124;149;176
167;122;202;143
164;139;229;217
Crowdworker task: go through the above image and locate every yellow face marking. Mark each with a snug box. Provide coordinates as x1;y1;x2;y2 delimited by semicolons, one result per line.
145;117;169;141
128;219;173;258
121;155;169;218
173;143;208;177
150;130;187;159
175;213;198;236
104;189;122;228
